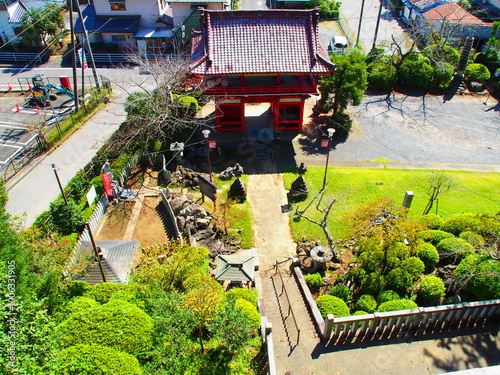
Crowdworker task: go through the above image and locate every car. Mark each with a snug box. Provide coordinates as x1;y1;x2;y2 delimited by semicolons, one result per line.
329;36;348;55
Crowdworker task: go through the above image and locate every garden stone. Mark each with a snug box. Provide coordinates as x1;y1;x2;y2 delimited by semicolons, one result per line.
196;218;211;229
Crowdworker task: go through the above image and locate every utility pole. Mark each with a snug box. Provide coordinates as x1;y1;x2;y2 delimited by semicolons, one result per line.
86;223;107;282
356;0;366;47
372;0;384;49
75;4;101;91
68;0;79;111
52;164;68;205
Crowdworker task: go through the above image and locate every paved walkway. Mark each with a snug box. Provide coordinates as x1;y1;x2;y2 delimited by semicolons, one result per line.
246;161;500;375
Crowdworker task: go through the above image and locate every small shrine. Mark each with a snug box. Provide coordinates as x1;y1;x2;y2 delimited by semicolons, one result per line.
190;9;335;133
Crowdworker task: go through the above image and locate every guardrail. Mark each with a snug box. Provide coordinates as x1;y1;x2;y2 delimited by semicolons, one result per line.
0;51;48;64
88;53;190;65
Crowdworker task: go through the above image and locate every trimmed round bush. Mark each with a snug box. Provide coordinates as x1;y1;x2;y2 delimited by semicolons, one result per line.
354;294;377;313
377;290;400;304
361;272;386;296
57;344;142;375
455;253;500;301
418;230;455;245
399;58;434;90
367;61;397;91
84;282;134;304
330;285;351;303
305;273;324;288
386;242;409;261
316;295;349;318
56;300;153;358
353;310;369;316
441;214;480;236
401;257;425;280
386;256;401;272
436;238;474;264
415;242;439;269
57;297;100;320
235;299;261;330
459;231;484;247
227;288;258;307
419;276;446;302
423;44;460;66
433;62;454;90
377;299;418;312
418;214;444;230
465;63;490;83
386;268;412;294
359;249;384;273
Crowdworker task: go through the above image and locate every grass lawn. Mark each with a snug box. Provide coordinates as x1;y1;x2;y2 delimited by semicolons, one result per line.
284;167;500;243
215;175;253;249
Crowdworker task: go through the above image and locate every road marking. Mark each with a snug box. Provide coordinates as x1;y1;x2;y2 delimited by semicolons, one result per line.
0;122;28;127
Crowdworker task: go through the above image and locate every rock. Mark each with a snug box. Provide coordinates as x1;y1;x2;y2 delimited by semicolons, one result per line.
233;163;244;177
288;175;308;200
196;218;211;229
191;204;207;218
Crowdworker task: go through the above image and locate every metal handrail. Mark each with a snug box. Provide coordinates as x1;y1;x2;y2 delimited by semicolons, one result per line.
275;261;300;347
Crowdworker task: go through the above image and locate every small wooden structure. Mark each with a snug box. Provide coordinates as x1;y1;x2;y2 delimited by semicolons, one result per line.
215;254;255;288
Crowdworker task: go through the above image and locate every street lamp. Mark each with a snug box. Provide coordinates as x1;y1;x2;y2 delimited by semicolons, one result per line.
322;128;335;191
202;129;212;182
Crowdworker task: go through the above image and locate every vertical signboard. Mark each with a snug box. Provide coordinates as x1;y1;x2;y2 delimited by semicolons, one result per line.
101;174;113;197
77;48;88;70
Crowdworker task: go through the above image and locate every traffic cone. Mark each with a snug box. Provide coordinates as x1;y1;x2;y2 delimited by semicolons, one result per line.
15;104;20;112
7;83;12;91
36;105;41;114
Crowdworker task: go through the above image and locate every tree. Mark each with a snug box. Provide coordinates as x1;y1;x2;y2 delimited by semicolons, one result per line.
367;61;397;91
19;4;64;48
399;55;434;90
49;199;85;236
319;51;368;113
422;172;453;215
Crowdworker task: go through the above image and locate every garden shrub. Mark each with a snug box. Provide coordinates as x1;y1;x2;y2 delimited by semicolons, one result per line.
401;257;425;280
56;297;100;320
90;175;104;196
227;288;258;307
377;290;400;304
330;285;351;303
441;214;480;235
386;256;401;272
235;299;261;330
386;268;412;294
347;267;366;283
418;276;445;302
305;273;323;288
49;198;86;236
459;231;484;247
455;253;500;301
386;242;409;261
399;58;434;90
423;44;460;66
433;62;454;90
57;344;142;375
328;112;353;136
415;242;439;269
316;295;349;318
367;61;397;91
66;171;91;202
56;300;153;358
353;310;369;316
418;230;454;245
418;214;444;229
354;294;377;313
377;299;418;312
361;272;386;296
436;238;474;264
359;249;384;273
465;63;490;82
84;282;137;305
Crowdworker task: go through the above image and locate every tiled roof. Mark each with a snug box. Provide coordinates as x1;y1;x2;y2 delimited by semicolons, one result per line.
422;3;486;25
8;0;63;23
215;254;255;282
191;9;335;75
75;5;141;34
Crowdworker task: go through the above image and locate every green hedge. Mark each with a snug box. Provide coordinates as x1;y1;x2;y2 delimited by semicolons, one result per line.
227;288;259;307
441;214;480;235
418;230;455;245
418;214;444;229
377;290;400;304
354;294;377;313
377;299;418;312
415;242;439;269
316;295;349;318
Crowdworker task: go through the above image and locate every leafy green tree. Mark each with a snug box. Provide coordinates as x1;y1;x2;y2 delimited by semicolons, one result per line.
377;299;418;312
49;199;85;236
319;51;368;113
423;44;460;66
367;61;397;91
419;276;445;302
306;0;341;18
433;62;454;90
56;299;154;358
465;63;491;83
57;344;142;375
399;56;434;90
19;4;64;48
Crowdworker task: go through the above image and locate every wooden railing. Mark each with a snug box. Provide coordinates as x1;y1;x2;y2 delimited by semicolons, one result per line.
205;84;318;95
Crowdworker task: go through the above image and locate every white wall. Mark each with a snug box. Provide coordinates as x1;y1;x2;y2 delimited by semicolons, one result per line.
94;0;167;27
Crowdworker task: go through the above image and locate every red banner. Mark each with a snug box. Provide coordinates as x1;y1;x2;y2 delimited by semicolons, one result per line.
101;174;113;197
320;139;330;148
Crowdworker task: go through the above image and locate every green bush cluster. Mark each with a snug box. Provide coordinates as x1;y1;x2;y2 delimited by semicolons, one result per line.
235;299;261;330
455;253;500;301
377;299;418;312
465;63;491;82
305;273;324;288
459;231;484;246
419;276;446;302
441;214;480;235
227;288;259;307
418;229;455;245
330;285;351;302
385;268;412;294
415;242;439;269
361;272;386;296
401;257;425;280
367;62;397;91
418;214;444;229
354;294;377;313
316;295;350;318
436;238;474;264
399;55;434;90
377;290;400;304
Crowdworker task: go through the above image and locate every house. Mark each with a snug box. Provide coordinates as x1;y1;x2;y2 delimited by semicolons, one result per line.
75;0;229;54
190;9;335;134
0;0;64;46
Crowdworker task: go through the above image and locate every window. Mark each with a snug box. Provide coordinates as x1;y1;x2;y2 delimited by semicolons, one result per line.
110;2;126;10
111;34;127;42
0;2;7;11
